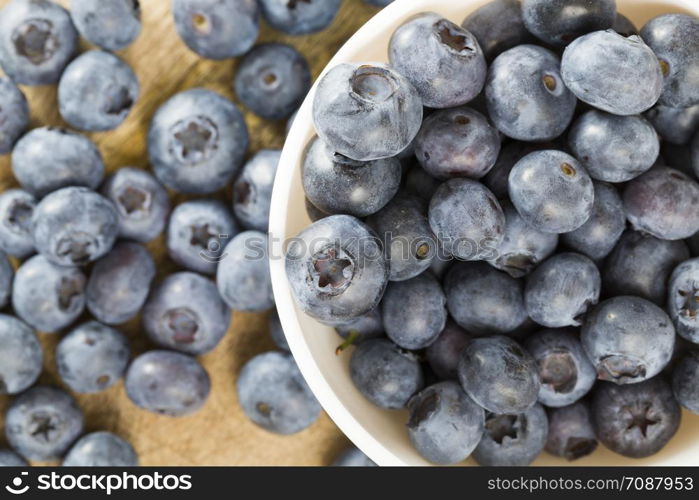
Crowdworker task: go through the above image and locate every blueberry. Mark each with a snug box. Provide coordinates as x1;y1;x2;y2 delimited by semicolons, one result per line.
458;336;540;414
349;338;423;410
0;449;26;466
591;377;680;458
603;230;689;305
562;30;663;115
302;136;402;218
428;179;505;260
0;0;78;85
693;129;699;177
334;307;383;349
0;189;34;259
312;63;422;161
172;0;259;59
525;253;600;328
285;215;388;324
425;321;470;380
407;381;484;464
482;141;541;200
672;351;699;414
12;127;104;198
366;194;437;281
414;107;500;180
58;50;139;132
304;197;329;222
100;167;171;243
545;401;597;461
143;272;230;355
0;314;42;394
389;13;486;109
258;0;340;36
332;446;376;466
667;257;699;344
488;201;558;278
5;386;84;461
404;165;441;204
461;0;535;61
237;351;321;434
148;88;249;194
363;0;392;6
32;187;118;267
381;272;446;351
509;150;594;234
613;13;638;37
125;350;211;417
561;182;625;261
12;254;86;333
623;167;699;240
445;262;527;335
521;0;616;46
569;110;659;183
524;329;596;407
233;150;279;232
234;43;310;120
0;253;11;308
0;77;28;154
216;230;274;312
269;309;289;352
473;404;548;466
645;104;699;145
63;431;138;467
70;0;141;51
582;296;675;384
166;199;238;275
486;45;576;141
640;14;699;108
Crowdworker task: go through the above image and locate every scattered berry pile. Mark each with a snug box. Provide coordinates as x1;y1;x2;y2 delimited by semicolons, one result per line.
287;0;699;465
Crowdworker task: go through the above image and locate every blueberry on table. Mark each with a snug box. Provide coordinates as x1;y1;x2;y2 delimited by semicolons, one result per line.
63;431;138;467
458;336;540;415
166;199;238;275
143;272;231;356
312;63;422;161
0;189;34;259
233;149;280;232
216;230;275;313
0;78;29;154
486;45;576;141
568;110;659;183
414;106;500;180
269;309;290;352
12;127;104;198
591;377;680;458
0;253;12;308
473;404;548;466
667;258;699;345
234;43;311;120
623;167;699;241
302;136;402;218
236;351;321;435
645;104;699;145
334;307;383;350
521;0;616;47
389;13;486;109
12;254;86;333
508;150;594;234
0;314;42;395
100;167;171;243
125;350;211;417
0;449;26;467
672;351;699;414
172;0;259;59
285;215;389;325
258;0;341;36
425;321;471;381
56;321;130;394
0;0;78;86
561;30;663;115
582;296;675;385
148;88;249;194
70;0;141;51
407;381;484;465
5;386;84;461
524;329;596;408
545;401;597;461
58;50;139;132
332;446;376;467
349;339;424;410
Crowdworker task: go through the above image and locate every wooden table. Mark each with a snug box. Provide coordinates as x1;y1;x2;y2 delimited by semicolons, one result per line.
0;0;379;466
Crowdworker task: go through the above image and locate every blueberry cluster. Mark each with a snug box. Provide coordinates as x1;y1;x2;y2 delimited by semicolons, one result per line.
289;1;699;465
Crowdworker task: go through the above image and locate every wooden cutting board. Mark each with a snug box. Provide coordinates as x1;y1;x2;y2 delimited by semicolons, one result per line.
0;0;380;466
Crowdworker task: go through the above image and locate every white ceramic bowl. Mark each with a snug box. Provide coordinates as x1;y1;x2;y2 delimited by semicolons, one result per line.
270;0;699;466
